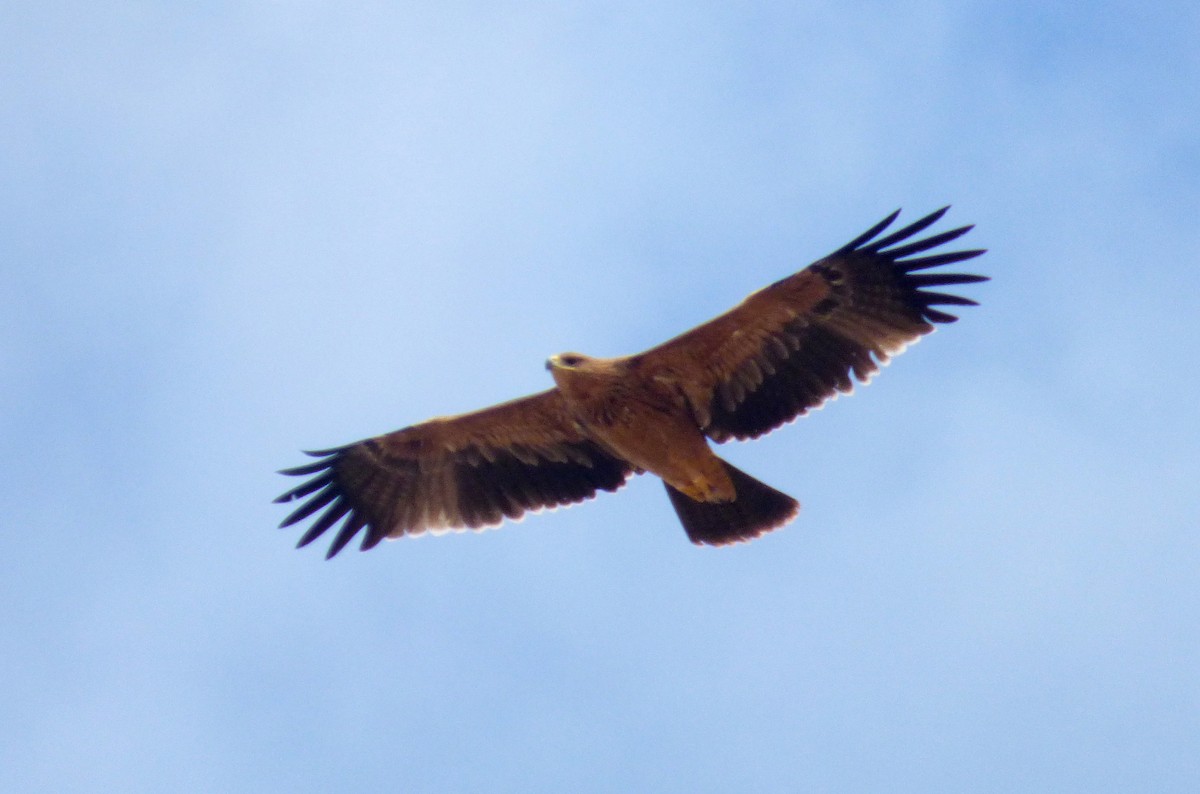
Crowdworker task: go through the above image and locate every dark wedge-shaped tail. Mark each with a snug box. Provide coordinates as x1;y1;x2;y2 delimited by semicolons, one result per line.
664;460;800;546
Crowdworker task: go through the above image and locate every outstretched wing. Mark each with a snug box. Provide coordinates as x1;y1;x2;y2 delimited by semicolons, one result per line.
276;389;634;558
632;207;988;442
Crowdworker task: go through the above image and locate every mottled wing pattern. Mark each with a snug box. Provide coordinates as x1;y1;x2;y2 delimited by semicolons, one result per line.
276;389;634;558
635;207;987;442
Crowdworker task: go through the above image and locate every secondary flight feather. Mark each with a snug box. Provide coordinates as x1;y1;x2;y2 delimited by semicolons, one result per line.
277;207;987;557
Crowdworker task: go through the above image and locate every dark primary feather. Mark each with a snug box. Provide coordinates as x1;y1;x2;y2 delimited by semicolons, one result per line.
704;207;987;442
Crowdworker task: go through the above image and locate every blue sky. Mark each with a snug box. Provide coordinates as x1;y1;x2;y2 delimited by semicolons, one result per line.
3;2;1198;791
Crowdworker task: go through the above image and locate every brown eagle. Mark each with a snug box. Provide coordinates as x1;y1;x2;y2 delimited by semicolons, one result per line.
277;207;986;558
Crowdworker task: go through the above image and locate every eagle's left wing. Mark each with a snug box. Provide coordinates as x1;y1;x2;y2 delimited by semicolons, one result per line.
631;207;987;442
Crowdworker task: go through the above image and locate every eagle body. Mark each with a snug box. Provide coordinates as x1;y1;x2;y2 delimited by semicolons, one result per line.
547;353;733;503
277;207;987;558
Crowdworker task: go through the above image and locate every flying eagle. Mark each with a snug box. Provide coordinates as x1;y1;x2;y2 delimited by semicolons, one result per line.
277;207;986;557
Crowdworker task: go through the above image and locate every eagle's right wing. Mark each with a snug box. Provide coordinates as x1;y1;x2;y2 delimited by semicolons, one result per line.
276;389;634;557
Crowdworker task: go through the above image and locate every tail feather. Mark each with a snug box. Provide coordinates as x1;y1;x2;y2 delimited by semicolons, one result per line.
664;460;800;546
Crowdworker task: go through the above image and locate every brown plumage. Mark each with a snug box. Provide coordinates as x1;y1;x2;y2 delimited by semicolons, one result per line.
277;207;987;557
